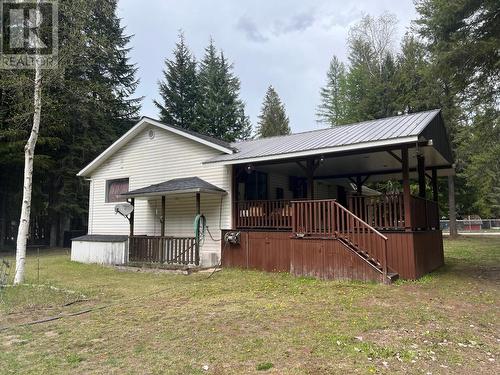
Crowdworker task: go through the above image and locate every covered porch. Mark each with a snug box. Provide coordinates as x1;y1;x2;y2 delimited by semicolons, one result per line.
220;114;453;281
121;177;227;267
231;143;447;234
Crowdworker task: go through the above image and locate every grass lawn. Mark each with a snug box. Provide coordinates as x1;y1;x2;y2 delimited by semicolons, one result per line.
0;236;498;374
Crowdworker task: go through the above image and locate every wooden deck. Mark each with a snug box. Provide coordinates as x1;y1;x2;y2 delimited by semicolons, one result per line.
225;197;444;282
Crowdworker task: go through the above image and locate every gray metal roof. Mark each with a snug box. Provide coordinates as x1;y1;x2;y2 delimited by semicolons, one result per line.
206;109;451;164
121;177;226;198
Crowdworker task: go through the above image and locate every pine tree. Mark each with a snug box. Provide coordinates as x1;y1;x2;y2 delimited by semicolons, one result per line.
154;32;199;129
40;0;141;247
395;34;440;113
256;86;290;137
341;14;400;122
196;40;252;142
1;0;141;249
316;56;348;126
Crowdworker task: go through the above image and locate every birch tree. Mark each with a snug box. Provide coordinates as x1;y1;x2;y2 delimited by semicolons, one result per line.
14;2;44;284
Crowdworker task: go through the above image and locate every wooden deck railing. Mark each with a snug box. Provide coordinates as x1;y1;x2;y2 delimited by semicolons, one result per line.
348;193;439;230
235;200;293;229
410;195;439;230
292;199;389;282
129;236;198;265
348;194;404;229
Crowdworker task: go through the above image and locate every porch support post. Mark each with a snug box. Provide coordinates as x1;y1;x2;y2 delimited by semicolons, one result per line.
161;196;166;237
129;198;135;236
306;158;315;199
231;165;238;229
417;154;426;198
431;168;438;203
195;192;201;265
160;196;166;263
195;192;201;215
402;146;412;231
356;176;362;195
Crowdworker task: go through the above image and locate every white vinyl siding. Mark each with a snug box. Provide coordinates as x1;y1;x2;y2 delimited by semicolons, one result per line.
87;125;232;265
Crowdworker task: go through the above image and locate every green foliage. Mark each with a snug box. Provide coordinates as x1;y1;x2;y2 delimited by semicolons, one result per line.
458;108;500;217
318;14;401;126
316;56;348;125
0;0;141;247
415;0;499;105
318;6;499;218
414;0;500;217
256;362;273;371
154;32;199;130
196;40;252;142
256;86;290;138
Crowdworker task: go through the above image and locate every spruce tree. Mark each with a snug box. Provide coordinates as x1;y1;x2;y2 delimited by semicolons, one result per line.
316;56;348;126
154;32;199;129
0;0;141;248
256;86;290;137
196;40;251;142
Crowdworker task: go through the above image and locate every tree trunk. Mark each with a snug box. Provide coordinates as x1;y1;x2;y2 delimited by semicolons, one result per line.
49;218;58;248
14;22;43;284
58;214;70;247
0;192;6;251
448;175;458;238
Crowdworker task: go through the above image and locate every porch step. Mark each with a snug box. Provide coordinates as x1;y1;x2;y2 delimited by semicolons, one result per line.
338;238;399;283
387;272;399;282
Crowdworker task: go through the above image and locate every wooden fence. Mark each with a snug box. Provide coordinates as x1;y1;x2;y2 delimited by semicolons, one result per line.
129;236;198;265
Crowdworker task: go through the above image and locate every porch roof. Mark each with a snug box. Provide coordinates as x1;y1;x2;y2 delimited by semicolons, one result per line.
204;109;453;167
121;177;226;198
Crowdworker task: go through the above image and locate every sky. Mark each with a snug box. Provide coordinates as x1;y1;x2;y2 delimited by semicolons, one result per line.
117;0;418;133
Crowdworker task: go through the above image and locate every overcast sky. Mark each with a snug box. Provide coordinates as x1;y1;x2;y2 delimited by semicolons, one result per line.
117;0;417;133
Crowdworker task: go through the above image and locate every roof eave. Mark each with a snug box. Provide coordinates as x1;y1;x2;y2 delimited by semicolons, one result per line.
120;188;227;199
203;135;420;166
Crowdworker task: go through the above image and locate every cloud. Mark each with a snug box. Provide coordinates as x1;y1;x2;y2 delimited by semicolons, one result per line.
236;16;268;43
273;10;316;36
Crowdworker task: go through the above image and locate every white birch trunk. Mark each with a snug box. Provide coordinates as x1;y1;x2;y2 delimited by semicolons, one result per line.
14;5;43;285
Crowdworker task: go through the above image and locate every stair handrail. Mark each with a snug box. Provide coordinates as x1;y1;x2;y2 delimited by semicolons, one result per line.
333;200;389;284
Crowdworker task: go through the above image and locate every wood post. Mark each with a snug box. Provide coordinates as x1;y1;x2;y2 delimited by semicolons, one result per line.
231;165;238;229
306;158;315;199
160;195;166;263
161;196;166;237
195;192;201;265
129;198;135;237
402;146;412;231
431;168;438;203
417;154;426;198
356;176;362;195
196;192;201;215
448;175;458;238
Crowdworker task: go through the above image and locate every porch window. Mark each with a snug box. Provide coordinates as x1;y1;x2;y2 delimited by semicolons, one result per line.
245;171;268;200
106;178;129;202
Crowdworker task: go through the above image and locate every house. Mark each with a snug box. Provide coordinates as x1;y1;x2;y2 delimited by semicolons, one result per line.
71;109;454;283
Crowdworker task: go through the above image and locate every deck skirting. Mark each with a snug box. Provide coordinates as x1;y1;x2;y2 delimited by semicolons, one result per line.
221;230;443;281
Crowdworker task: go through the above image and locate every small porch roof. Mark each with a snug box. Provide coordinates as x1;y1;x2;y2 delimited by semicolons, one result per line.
121;177;226;198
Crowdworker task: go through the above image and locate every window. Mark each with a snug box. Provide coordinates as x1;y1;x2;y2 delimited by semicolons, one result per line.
106;178;129;202
244;171;268;200
276;187;284;200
